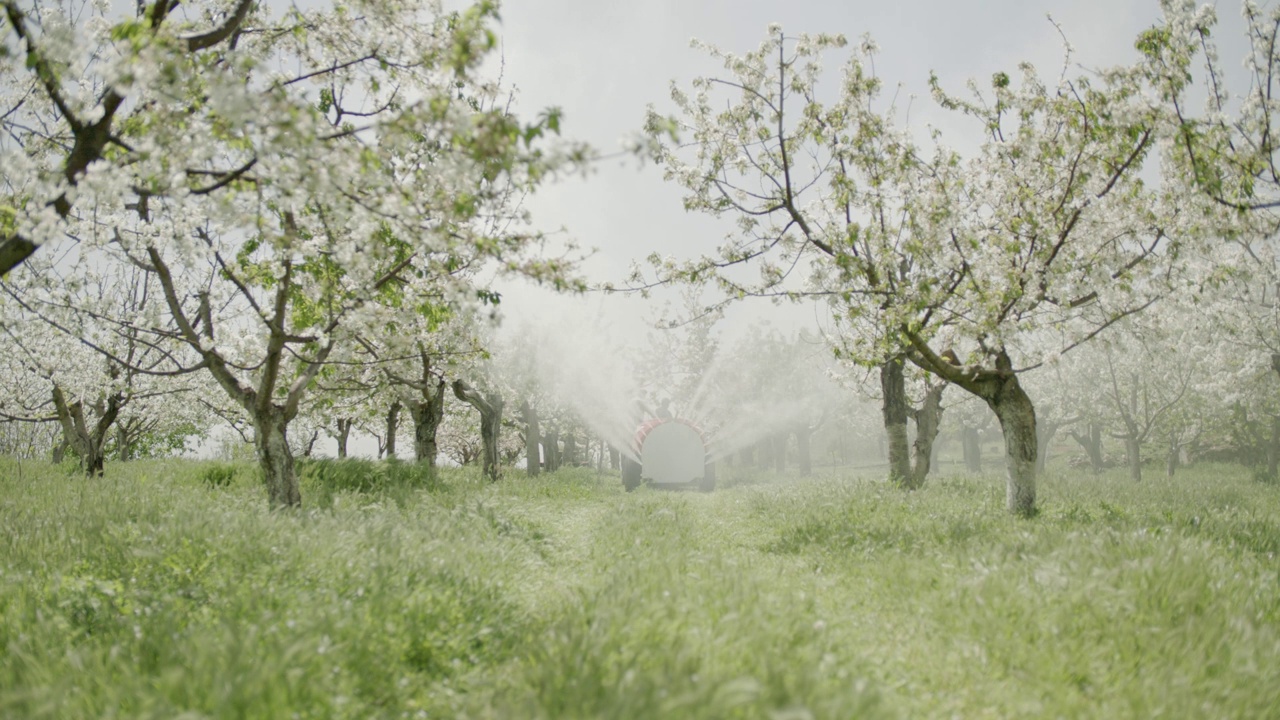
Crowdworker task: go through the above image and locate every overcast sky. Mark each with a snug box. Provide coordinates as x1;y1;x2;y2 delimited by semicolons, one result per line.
482;0;1248;337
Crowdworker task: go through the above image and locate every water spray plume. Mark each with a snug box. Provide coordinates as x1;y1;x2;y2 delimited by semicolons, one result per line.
502;298;842;468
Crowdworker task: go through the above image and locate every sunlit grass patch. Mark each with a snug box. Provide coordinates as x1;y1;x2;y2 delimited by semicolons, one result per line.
745;464;1280;717
1;459;1277;718
0;463;542;719
501;493;885;719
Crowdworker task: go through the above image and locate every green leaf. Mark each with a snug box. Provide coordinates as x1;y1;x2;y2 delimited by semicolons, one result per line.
109;19;148;43
541;107;562;135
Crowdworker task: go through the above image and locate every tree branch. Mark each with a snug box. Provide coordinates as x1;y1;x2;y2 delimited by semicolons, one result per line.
182;0;254;52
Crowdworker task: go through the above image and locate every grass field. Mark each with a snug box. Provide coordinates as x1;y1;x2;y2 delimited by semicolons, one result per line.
1;457;1277;719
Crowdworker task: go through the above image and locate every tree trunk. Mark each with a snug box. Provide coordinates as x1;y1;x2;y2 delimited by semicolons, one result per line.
1070;423;1106;475
924;347;1037;516
303;429;319;458
51;386;120;477
452;380;504;482
757;437;772;469
881;358;912;486
52;438;68;463
563;432;578;467
1086;424;1105;474
1124;436;1142;482
962;426;983;473
544;427;560;472
796;426;813;476
83;441;106;476
908;383;945;489
384;401;401;459
739;446;754;466
608;444;620;471
335;418;352;458
410;378;446;469
1166;437;1181;479
113;417;151;462
254;410;300;509
115;425;132;462
502;435;523;465
521;401;541;477
986;378;1038;517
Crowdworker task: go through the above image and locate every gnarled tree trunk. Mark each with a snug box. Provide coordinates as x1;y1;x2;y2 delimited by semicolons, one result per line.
410;378;446;469
907;382;945;489
254;409;299;509
51;386;121;477
909;344;1037;517
988;378;1037;517
452;380;504;482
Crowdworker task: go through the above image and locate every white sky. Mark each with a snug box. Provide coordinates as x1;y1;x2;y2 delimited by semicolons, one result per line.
486;0;1250;337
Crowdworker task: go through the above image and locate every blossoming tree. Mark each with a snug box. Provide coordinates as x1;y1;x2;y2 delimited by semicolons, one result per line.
1143;0;1280;475
642;26;1200;515
0;262;201;474
1;0;584;506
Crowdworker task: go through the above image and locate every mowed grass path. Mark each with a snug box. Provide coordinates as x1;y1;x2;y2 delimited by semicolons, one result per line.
1;458;1277;718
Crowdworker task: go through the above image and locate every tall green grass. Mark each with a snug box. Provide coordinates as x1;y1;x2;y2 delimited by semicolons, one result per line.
0;457;1276;718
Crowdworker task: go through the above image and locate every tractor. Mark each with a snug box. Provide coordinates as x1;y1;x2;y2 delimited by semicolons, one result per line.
621;416;715;492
